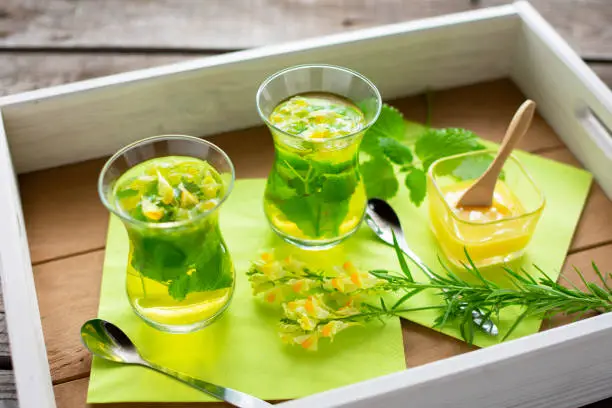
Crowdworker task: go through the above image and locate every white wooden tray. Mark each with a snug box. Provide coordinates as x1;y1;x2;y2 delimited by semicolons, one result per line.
1;2;612;407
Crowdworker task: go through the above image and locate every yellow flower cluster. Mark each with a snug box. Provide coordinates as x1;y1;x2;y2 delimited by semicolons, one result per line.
247;252;387;351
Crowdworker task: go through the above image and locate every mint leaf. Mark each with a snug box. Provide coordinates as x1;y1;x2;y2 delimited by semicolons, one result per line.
378;137;413;165
276;197;319;237
404;168;427;206
415;128;485;170
361;104;406;156
361;157;398;200
265;172;298;202
168;273;191;301
320;173;357;202
116;188;139;199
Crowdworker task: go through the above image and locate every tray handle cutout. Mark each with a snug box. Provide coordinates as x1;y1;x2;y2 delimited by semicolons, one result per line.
576;104;612;160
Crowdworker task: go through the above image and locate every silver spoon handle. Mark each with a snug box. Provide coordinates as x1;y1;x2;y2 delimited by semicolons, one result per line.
145;361;273;407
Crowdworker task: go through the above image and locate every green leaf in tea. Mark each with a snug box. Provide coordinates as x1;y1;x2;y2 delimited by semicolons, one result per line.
320;173;357;202
115;188;139;199
168;273;191;301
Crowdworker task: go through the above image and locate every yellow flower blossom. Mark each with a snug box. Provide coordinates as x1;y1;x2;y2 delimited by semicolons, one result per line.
337;299;361;316
261;261;285;280
298;314;317;331
319;321;354;340
249;275;274;295
283;255;306;274
331;277;345;292
264;288;283;303
261;252;274;263
289;279;310;294
294;333;319;351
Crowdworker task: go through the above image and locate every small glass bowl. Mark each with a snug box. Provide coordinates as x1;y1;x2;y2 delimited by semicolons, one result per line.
427;150;545;268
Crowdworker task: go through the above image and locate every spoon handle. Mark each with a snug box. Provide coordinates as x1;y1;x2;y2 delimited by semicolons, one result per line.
394;232;499;336
145;361;273;407
457;100;536;207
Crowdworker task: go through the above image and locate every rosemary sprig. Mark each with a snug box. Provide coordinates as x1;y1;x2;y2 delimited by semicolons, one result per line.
384;238;612;342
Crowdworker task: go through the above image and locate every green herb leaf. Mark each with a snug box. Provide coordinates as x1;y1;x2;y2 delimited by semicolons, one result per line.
168;273;191;301
320;173;357;202
361;104;406;156
361;157;398;200
404;168;427;206
378;137;413;165
116;188;139;199
415;128;486;170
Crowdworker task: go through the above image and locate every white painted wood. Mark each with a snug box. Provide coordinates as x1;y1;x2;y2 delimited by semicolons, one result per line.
511;1;612;198
279;313;612;408
0;110;55;407
0;5;518;174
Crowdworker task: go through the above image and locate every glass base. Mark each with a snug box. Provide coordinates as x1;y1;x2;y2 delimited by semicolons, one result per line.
269;222;359;251
129;288;234;334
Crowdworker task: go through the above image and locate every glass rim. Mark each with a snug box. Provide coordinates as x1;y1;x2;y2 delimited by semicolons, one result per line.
428;149;546;226
255;63;383;143
98;134;236;229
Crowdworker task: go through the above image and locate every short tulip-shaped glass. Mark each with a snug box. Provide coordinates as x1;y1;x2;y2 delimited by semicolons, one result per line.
99;135;235;333
257;64;382;249
428;150;545;268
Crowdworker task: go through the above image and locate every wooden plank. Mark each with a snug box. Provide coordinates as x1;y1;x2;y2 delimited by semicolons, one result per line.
18;80;569;264
540;149;612;252
0;0;610;58
33;250;104;383
0;371;17;403
0;53;197;97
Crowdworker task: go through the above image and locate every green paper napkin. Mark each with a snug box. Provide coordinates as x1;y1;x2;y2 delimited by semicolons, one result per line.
88;149;591;403
87;180;407;404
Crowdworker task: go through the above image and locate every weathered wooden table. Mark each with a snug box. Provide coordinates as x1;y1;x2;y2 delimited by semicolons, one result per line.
1;1;611;407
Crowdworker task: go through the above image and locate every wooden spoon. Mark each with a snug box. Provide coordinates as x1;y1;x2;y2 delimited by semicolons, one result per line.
457;99;537;208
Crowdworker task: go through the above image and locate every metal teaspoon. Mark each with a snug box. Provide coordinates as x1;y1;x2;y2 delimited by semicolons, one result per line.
80;318;273;407
364;198;499;336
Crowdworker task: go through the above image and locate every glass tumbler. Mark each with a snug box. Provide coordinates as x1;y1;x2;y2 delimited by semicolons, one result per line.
98;135;235;333
428;150;545;268
256;64;382;249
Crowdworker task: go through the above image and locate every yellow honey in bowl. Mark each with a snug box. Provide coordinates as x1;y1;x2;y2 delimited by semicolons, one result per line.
429;179;538;268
